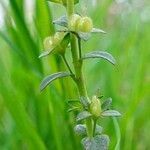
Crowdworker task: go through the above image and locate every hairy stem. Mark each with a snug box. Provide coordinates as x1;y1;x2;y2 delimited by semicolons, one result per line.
67;0;93;138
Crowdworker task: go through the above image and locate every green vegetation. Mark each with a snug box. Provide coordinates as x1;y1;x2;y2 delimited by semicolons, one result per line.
0;0;150;149
39;0;121;149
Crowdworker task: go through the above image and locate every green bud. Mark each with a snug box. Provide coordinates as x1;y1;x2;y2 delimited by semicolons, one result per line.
78;17;93;32
43;32;65;51
43;36;53;50
70;14;82;31
90;96;101;118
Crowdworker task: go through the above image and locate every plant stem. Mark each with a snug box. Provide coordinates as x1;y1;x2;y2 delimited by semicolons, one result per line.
93;119;97;136
78;38;82;59
62;54;74;75
67;0;88;101
66;0;74;20
67;0;93;138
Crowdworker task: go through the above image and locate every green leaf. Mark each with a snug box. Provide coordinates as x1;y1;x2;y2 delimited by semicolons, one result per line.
67;99;80;104
68;107;80;112
67;100;81;108
35;0;55;39
53;15;68;27
40;72;71;91
113;117;121;150
80;96;90;108
74;124;103;136
77;28;106;41
67;100;81;112
76;111;92;122
39;48;54;58
101;97;112;111
91;28;106;34
101;110;121;117
82;135;110;150
74;124;87;136
82;51;116;65
95;125;103;135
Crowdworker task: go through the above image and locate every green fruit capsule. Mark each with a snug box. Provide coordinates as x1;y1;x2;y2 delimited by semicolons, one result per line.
70;14;82;31
43;36;53;50
90;95;101;118
78;17;93;32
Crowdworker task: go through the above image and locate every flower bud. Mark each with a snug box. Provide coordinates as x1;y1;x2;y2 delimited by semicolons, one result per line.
70;14;82;31
90;96;101;118
78;17;93;32
43;36;53;50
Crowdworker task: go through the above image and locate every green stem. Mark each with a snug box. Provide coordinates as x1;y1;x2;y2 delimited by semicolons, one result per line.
70;34;88;97
86;118;93;138
67;0;93;138
62;54;74;75
67;0;74;20
78;38;82;59
93;119;97;136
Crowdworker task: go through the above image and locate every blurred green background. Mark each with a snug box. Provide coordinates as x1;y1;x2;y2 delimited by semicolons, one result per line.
0;0;149;149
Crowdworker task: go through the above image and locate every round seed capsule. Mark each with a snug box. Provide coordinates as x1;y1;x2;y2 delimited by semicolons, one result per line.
70;14;82;31
43;36;53;50
78;16;93;32
90;96;101;118
53;32;68;54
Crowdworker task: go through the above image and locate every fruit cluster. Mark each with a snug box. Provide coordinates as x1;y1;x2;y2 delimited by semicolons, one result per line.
70;14;93;32
43;32;65;50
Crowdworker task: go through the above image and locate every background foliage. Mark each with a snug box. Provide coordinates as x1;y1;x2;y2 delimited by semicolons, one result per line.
0;0;149;149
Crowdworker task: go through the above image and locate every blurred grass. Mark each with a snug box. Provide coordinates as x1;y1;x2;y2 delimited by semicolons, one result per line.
0;0;150;150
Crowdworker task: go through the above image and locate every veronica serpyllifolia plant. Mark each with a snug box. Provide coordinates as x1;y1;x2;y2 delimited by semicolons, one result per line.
39;0;121;149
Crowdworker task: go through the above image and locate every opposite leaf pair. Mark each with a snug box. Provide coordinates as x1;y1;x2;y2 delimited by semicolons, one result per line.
39;49;116;91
